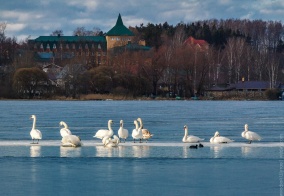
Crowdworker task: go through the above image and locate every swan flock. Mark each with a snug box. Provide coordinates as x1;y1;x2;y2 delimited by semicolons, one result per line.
29;115;262;147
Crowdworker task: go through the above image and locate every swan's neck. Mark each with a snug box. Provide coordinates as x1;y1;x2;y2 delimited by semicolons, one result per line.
63;122;68;129
32;117;36;129
244;126;248;132
135;122;139;130
138;119;143;129
108;122;113;134
184;128;188;137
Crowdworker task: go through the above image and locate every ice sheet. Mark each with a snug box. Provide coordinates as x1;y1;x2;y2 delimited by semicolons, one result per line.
0;140;283;147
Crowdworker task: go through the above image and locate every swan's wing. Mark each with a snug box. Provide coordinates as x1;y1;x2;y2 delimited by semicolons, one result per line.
63;135;81;146
142;129;150;134
31;129;42;139
102;136;111;145
215;136;234;143
112;135;120;144
185;135;204;143
94;129;108;139
246;131;261;141
132;129;138;137
123;128;129;136
60;128;72;137
118;127;122;136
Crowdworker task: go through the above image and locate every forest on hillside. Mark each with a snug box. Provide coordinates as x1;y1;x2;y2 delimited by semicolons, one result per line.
0;18;283;99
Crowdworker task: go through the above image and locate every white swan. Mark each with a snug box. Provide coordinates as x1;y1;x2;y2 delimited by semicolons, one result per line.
118;120;128;142
93;120;114;139
182;125;204;143
61;135;82;147
132;120;143;143
137;117;153;142
30;115;42;144
210;131;234;143
59;121;72;137
102;135;120;147
241;124;261;144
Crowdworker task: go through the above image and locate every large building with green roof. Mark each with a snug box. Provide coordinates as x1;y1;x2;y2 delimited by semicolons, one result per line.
29;14;149;66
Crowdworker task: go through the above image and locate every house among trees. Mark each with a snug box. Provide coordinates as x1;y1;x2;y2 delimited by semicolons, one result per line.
184;36;209;51
207;80;282;99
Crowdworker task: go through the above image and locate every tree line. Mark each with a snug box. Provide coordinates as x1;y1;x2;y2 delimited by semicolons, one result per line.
0;19;283;99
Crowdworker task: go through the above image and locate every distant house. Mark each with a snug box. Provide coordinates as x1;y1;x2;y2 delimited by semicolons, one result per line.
207;81;281;99
56;64;87;89
234;81;273;91
42;63;63;86
184;36;209;51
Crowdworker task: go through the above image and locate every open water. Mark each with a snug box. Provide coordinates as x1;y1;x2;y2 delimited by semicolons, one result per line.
0;100;283;195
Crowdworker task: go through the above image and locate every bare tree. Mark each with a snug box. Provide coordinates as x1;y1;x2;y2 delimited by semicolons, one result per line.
73;27;102;36
50;30;64;36
234;37;246;82
224;38;235;84
266;53;280;88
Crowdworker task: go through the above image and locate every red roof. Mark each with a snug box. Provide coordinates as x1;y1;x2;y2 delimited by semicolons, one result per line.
184;36;208;47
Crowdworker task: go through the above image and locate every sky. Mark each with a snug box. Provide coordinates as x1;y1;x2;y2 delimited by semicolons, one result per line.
1;0;283;42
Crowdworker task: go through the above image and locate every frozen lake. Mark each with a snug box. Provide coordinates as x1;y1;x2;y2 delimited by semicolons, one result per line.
0;100;283;195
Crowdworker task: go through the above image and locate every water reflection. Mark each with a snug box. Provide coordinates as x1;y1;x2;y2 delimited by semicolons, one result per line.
210;145;223;158
131;145;150;158
30;145;41;157
118;146;128;157
183;146;188;158
95;145;119;157
241;146;252;156
60;146;81;157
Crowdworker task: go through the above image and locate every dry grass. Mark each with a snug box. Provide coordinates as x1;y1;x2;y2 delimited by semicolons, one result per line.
52;94;154;101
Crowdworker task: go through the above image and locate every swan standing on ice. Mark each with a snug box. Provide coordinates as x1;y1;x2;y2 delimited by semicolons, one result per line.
30;115;42;144
210;131;234;143
59;121;72;137
102;135;120;147
132;120;143;143
61;135;82;147
182;125;204;143
93;120;114;139
242;124;261;144
118;120;128;142
137;117;153;142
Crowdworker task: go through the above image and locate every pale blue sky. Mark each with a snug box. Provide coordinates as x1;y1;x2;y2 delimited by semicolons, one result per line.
1;0;283;41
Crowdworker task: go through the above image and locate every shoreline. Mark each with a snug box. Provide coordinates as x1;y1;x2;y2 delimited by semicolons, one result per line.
0;93;273;101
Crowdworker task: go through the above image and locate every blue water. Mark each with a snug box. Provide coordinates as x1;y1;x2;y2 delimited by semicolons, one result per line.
0;100;283;195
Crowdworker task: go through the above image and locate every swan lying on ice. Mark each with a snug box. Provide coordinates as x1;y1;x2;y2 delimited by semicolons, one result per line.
241;124;261;144
61;135;82;147
30;115;42;144
118;120;128;142
102;135;120;147
182;125;204;143
59;121;72;137
210;131;234;144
